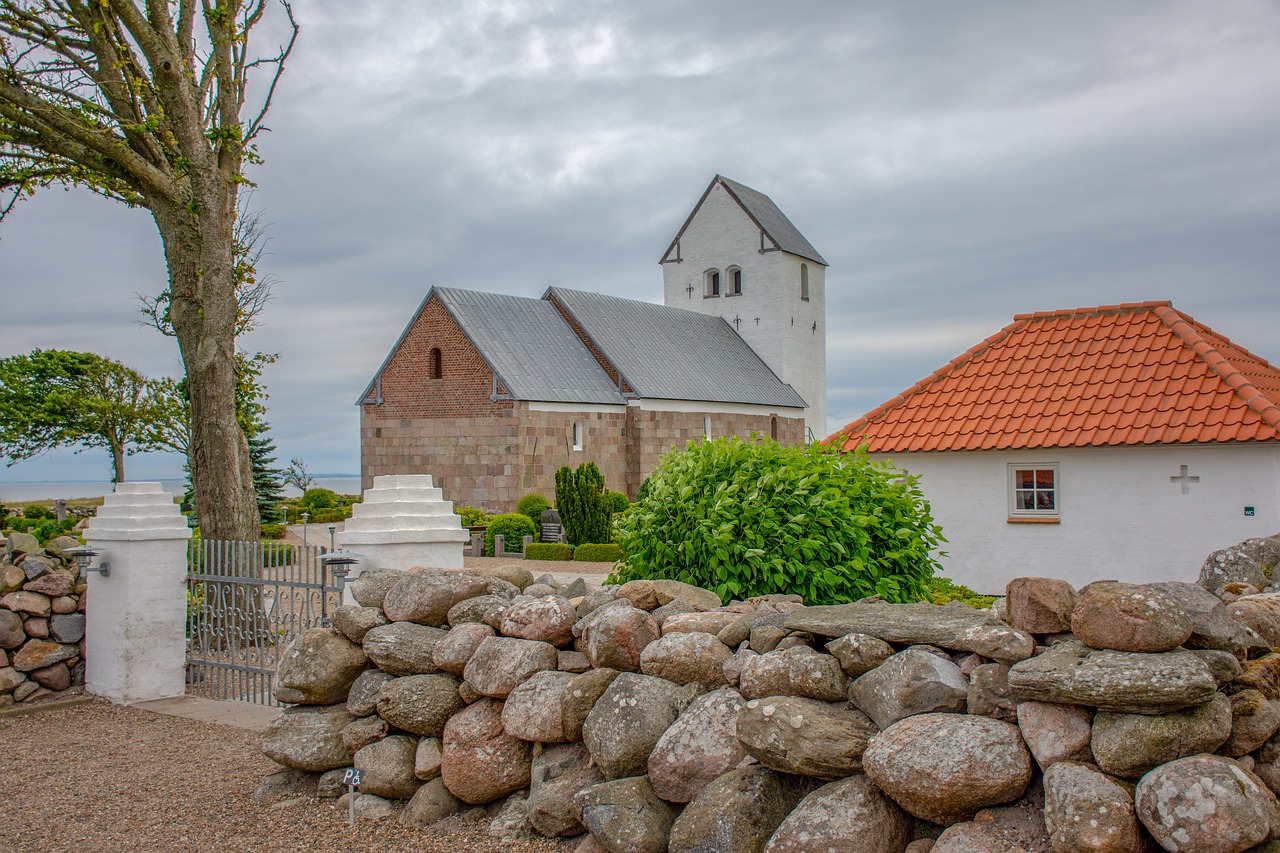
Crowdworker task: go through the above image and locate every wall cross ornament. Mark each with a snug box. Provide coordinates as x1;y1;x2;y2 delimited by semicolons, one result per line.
733;315;743;330
1170;464;1200;494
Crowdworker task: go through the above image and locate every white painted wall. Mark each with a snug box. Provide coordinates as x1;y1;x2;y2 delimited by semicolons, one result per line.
661;181;827;438
870;443;1280;595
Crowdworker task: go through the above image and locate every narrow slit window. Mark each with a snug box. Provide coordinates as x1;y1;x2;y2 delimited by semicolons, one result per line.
429;347;442;379
704;415;712;439
572;421;583;451
770;416;778;441
800;264;810;302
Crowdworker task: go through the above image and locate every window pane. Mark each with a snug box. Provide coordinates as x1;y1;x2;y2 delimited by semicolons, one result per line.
1035;469;1055;489
1037;491;1055;510
1016;470;1035;489
1016;491;1035;510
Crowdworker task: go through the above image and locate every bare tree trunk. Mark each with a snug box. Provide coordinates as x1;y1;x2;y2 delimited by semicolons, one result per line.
153;201;258;542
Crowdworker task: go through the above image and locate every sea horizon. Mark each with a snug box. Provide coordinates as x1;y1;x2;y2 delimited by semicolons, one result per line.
0;475;362;503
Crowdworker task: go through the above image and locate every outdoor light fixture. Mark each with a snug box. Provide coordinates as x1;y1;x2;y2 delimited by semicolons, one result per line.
327;523;337;552
320;550;361;594
64;545;110;578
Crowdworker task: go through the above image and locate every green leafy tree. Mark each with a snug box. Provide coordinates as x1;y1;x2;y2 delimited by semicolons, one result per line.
0;349;167;482
554;463;609;546
0;1;298;541
554;466;581;545
611;437;945;605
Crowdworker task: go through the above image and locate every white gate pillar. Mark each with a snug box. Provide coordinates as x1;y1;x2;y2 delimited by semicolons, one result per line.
83;482;192;704
337;475;468;597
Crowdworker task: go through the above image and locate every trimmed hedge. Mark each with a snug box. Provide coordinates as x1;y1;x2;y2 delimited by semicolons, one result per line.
604;490;630;514
260;523;286;540
574;543;623;563
485;513;537;556
526;543;574;561
455;506;489;528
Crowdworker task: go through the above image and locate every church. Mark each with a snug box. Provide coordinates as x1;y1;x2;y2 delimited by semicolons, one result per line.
357;176;828;509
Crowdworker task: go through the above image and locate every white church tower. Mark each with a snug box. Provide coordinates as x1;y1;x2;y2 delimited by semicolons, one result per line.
660;175;828;439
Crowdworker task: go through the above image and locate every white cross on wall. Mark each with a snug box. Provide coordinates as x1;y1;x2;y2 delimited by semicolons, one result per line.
1170;464;1200;494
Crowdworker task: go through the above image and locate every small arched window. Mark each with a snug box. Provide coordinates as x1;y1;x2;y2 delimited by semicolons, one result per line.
430;347;442;379
726;267;742;296
704;269;721;298
704;415;712;439
800;264;810;302
770;416;779;441
572;420;583;451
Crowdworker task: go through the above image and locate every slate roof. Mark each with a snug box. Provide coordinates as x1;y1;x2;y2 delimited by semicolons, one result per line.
830;301;1280;453
546;287;807;409
358;288;626;405
663;175;827;267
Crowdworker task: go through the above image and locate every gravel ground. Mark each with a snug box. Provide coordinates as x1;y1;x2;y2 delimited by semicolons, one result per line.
1;699;578;853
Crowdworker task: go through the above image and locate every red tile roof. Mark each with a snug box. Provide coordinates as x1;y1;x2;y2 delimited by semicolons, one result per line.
829;301;1280;453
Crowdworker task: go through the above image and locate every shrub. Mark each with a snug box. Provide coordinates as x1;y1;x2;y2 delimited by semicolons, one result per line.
455;506;489;528
610;437;945;605
260;523;286;540
23;504;51;520
261;542;295;567
484;513;537;556
574;543;623;563
921;576;997;610
605;490;630;514
526;543;574;561
517;493;551;526
555;463;609;546
299;488;339;509
635;477;652;503
33;518;76;544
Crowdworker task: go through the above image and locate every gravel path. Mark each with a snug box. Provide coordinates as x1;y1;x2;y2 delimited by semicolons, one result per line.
1;699;577;853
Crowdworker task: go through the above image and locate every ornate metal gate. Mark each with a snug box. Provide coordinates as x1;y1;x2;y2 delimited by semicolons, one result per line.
185;538;342;706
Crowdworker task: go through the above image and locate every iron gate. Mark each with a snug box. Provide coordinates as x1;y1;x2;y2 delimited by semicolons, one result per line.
185;538;342;706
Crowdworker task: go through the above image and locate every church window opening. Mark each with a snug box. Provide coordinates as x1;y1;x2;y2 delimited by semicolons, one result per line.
572;421;584;451
800;264;810;302
704;415;712;439
429;348;443;379
727;267;742;296
704;269;721;298
770;416;778;441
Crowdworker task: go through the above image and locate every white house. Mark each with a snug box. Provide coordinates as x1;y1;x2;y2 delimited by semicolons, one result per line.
830;301;1280;594
661;175;828;439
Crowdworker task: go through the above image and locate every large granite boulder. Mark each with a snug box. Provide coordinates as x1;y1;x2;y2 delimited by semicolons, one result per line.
576;776;679;853
825;632;894;677
382;571;489;626
399;777;464;828
579;602;660;672
1005;576;1076;634
1225;689;1280;757
1135;755;1279;853
1007;640;1217;714
446;593;512;629
1016;700;1094;769
647;687;747;803
462;635;558;699
0;610;25;650
1228;595;1280;648
1071;581;1193;652
439;698;532;804
737;695;878;779
1043;761;1144;853
1200;546;1269;594
430;622;495;676
375;674;464;737
331;604;389;644
260;704;355;772
668;766;812;853
273;628;368;705
499;595;578;646
527;763;601;837
350;569;409;608
650;579;723;612
361;622;447;676
346;669;396;717
862;713;1032;825
639;630;731;687
848;647;968;728
561;667;620;741
354;734;421;800
582;672;691;780
784;600;1035;663
739;646;847;701
764;775;911;853
1149;581;1252;657
501;669;576;743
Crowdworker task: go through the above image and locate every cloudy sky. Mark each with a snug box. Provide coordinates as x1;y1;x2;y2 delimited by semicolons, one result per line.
3;0;1279;485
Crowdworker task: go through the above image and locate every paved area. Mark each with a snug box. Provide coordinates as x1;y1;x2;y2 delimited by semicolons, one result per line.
131;695;281;731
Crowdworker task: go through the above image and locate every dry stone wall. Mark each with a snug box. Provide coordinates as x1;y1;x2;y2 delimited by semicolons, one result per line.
259;534;1280;853
0;533;88;707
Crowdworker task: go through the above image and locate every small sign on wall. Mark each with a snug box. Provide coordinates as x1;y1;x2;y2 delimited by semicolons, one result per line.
1245;507;1256;517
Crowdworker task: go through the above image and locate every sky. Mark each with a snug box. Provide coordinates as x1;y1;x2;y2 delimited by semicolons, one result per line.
2;0;1279;484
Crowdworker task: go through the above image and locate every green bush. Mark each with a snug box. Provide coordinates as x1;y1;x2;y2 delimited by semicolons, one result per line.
22;504;51;520
455;506;489;528
299;488;339;509
526;543;574;561
605;490;630;514
610;437;945;605
33;518;76;544
555;463;609;546
574;543;623;563
517;493;551;526
484;513;537;556
261;542;295;566
635;477;652;503
286;504;350;524
260;523;286;540
921;576;997;609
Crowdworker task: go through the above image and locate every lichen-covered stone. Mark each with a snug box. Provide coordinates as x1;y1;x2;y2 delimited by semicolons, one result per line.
1135;755;1278;853
737;695;877;779
647;686;747;803
765;775;911;853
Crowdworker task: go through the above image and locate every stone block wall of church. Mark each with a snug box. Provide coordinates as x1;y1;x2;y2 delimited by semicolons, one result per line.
518;409;629;499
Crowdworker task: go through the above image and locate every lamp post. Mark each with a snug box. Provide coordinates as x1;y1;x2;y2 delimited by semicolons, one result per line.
327;523;336;553
301;511;309;547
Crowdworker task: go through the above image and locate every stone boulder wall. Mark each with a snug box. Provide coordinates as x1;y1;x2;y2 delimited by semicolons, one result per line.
1;533;88;708
260;543;1280;851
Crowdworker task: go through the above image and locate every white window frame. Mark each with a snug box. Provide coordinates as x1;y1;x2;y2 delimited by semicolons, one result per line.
704;269;721;298
572;421;583;451
726;267;742;296
1008;463;1060;519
